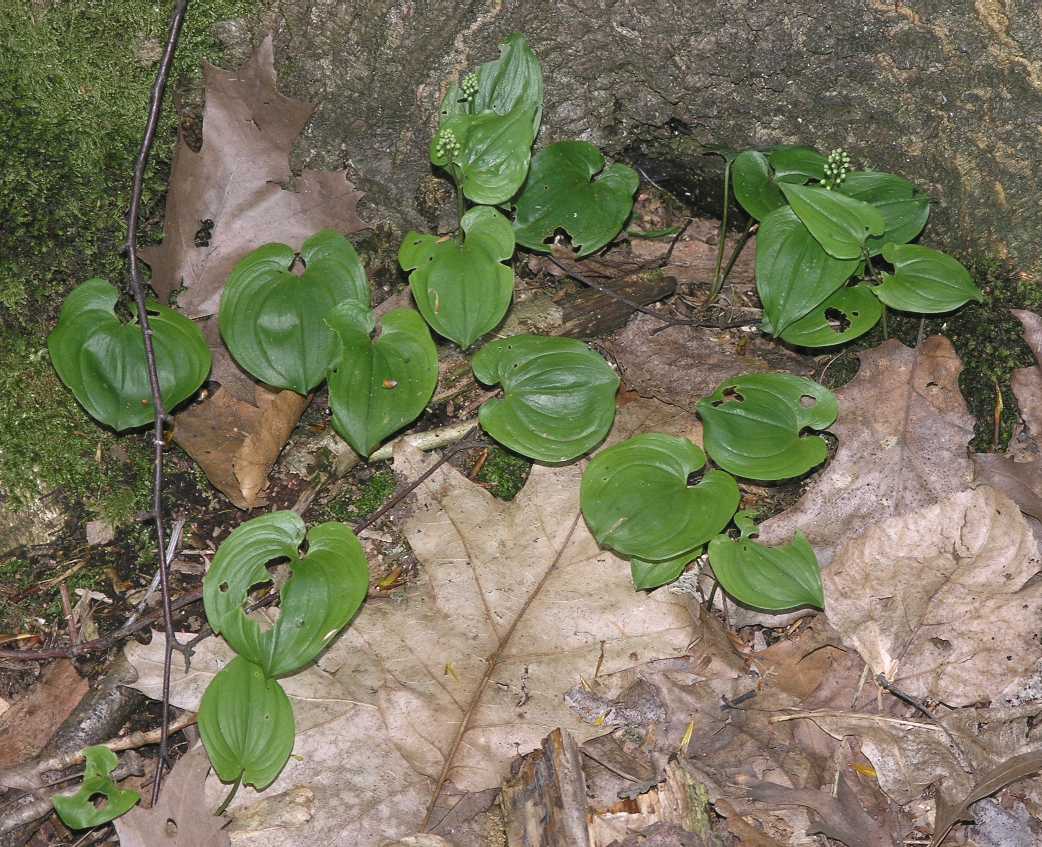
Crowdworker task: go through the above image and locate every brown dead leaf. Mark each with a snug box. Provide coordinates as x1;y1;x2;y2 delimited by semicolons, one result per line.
931;750;1042;847
113;743;230;847
789;700;1042;807
628;218;757;291
173;385;310;509
745;775;895;847
0;659;86;768
1012;309;1042;437
972;311;1042;522
824;486;1042;705
125;398;701;845
141;36;367;314
971;454;1042;520
760;336;975;565
605;312;813;412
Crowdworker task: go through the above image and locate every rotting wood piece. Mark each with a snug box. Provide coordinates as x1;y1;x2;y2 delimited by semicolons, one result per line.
501;728;592;847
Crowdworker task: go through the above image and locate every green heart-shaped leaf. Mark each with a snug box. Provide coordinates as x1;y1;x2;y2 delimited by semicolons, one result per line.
780;183;886;259
732;150;785;221
218;230;369;395
767;145;827;184
473;335;619;462
48;278;211;431
698;373;838;480
327;303;439;457
399;205;515;349
513;141;639;257
836;171;929;255
756;206;859;335
198;656;295;790
438;33;543;139
708;530;823;611
778;284;883;347
433;103;539;205
203;511;369;678
876;243;983;313
630;547;702;591
581;433;739;561
52;746;140;829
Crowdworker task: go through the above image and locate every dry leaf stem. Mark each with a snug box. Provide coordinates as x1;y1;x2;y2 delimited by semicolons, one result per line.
123;0;191;804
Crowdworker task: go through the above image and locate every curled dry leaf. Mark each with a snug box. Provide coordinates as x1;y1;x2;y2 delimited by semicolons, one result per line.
141;37;367;315
973;310;1042;523
760;336;975;564
824;486;1042;705
173;384;309;509
126;399;699;845
113;743;230;847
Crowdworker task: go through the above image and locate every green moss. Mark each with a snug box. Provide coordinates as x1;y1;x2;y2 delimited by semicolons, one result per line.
324;469;397;522
0;334;154;525
475;446;531;501
0;0;259;324
0;0;260;530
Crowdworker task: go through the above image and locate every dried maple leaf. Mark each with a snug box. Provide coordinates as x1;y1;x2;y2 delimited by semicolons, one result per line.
113;744;230;847
760;336;975;564
824;486;1042;704
124;398;702;845
141;36;367;315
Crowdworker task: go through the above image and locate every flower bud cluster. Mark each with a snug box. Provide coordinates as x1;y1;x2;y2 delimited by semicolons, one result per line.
434;128;461;161
461;72;479;100
822;148;851;190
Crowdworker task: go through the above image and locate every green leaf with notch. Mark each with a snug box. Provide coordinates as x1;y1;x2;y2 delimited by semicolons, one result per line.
780;183;886;259
433;102;539;205
203;511;369;678
778;284;883;347
836;171;929;255
473;335;619;462
399;205;515;349
198;656;295;790
438;33;543;138
732;150;785;221
218;230;369;395
581;433;739;562
52;746;140;829
756;206;859;334
876;243;983;313
630;547;702;591
708;530;823;611
513;141;639;257
698;373;838;480
327;303;439;457
48;278;211;431
767;145;827;184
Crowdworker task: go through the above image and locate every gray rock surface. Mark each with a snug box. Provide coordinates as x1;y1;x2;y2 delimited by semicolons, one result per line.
219;1;1042;270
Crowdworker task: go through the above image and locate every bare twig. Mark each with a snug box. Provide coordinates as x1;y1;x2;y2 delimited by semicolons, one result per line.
546;255;757;335
0;588;204;660
124;0;190;804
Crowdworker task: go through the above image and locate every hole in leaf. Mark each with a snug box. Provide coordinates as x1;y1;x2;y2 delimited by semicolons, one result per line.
799;394;817;408
721;387;744;403
824;307;851;333
193;218;215;247
218;581;229;593
165;818;178;837
88;793;109;810
925;380;939;390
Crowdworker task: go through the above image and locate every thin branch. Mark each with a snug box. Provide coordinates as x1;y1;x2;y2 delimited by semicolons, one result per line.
125;0;190;805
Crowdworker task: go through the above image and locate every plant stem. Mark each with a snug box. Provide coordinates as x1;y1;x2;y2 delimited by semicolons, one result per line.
709;159;732;300
215;776;241;816
456;181;466;231
125;0;190;806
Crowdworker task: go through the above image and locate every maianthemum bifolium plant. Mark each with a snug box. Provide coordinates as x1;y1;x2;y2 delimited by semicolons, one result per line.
43;32;984;818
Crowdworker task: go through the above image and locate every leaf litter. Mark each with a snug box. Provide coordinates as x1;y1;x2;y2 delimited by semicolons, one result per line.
124;298;1042;845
